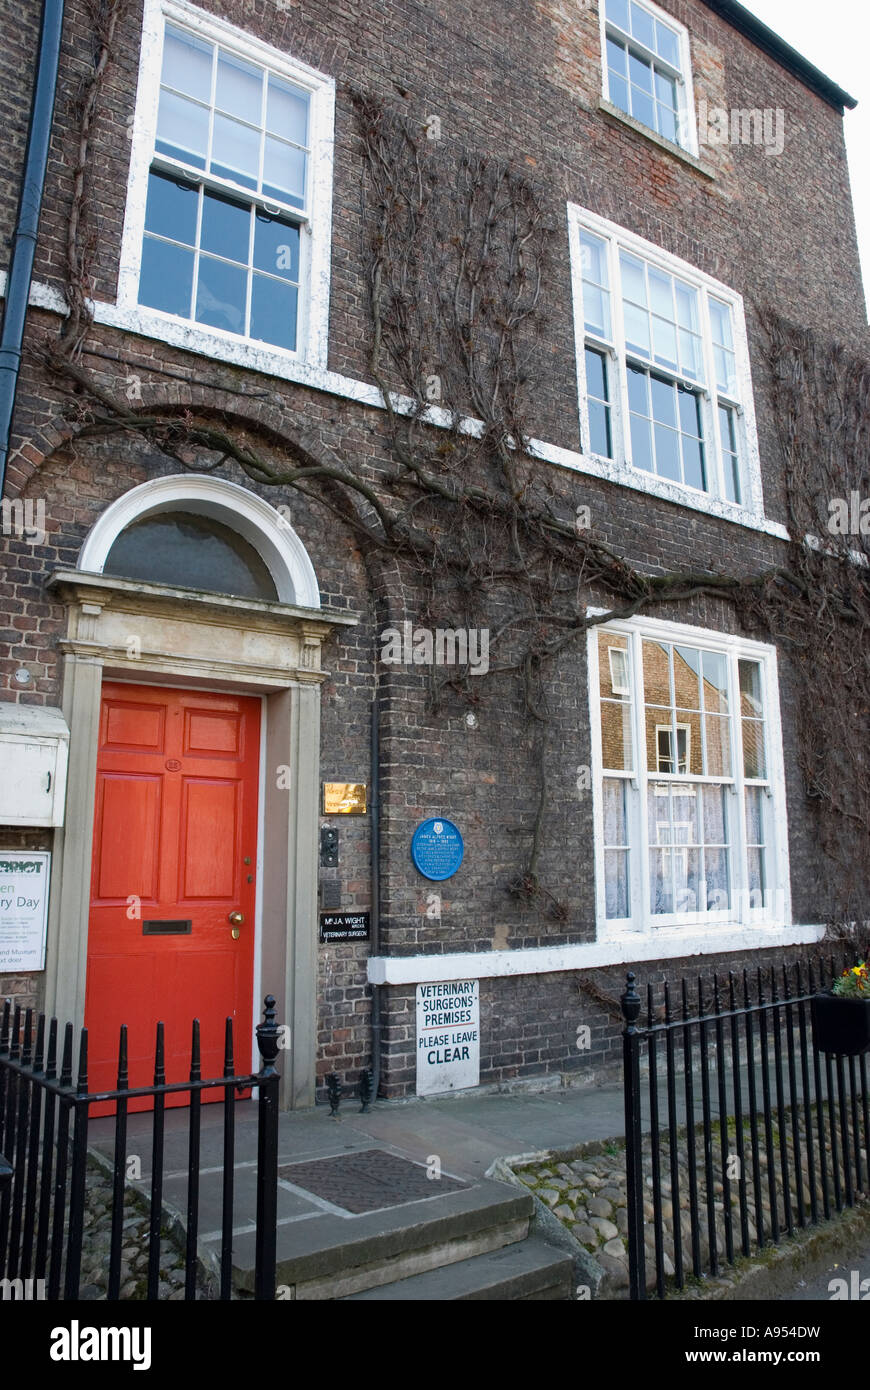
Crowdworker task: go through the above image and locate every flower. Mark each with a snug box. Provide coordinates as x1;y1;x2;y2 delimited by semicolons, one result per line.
832;960;870;999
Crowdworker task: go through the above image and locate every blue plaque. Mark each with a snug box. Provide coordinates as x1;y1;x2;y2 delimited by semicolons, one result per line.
411;818;464;881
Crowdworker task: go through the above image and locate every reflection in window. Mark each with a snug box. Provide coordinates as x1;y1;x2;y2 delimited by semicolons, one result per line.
104;511;279;600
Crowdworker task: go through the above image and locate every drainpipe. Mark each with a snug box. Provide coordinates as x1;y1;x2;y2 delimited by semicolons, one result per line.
370;692;382;1099
0;0;65;498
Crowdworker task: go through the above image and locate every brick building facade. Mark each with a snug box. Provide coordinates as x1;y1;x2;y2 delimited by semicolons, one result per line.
0;0;864;1103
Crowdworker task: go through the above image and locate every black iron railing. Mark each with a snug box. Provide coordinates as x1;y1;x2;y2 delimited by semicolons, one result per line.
621;954;870;1300
0;994;281;1301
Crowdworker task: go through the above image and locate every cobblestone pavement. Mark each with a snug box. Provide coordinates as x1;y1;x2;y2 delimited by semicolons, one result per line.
509;1106;868;1299
76;1162;215;1300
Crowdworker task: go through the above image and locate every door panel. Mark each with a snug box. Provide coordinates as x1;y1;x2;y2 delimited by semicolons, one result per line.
85;682;261;1111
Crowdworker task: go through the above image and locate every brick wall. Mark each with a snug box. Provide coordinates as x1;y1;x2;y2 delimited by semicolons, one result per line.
0;0;865;1096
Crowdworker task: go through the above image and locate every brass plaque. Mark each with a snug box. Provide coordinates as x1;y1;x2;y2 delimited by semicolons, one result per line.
322;782;367;815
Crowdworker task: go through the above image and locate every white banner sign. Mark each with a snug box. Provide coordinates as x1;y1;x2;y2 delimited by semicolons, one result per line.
0;852;50;972
416;979;480;1096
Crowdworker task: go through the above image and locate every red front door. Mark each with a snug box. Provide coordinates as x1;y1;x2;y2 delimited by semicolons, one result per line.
85;682;261;1107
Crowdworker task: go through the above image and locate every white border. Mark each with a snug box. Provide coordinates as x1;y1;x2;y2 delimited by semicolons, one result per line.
567;202;767;526
117;0;335;369
367;923;825;984
77;473;321;606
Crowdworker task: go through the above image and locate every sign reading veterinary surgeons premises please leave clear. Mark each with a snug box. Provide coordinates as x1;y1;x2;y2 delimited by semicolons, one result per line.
416;979;480;1096
0;851;51;972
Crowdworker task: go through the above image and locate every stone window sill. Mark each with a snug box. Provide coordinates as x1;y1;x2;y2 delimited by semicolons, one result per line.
598;98;716;181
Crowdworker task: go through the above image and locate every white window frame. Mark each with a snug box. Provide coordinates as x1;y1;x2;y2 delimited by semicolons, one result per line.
598;0;699;156
588;613;791;942
567;204;765;522
117;0;335;370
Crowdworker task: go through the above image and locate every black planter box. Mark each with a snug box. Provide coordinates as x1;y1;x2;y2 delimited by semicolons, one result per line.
811;991;870;1057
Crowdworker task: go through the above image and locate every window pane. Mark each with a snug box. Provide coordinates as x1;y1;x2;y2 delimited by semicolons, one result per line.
678;330;703;380
103;511;278;600
715;345;737;397
643;639;671;706
583;285;609;338
674;646;701;708
742;720;766;778
705;848;729;910
655;19;680;66
250;273;298;351
605;850;630;918
254;214;300;282
195;254;248;334
653;423;680;480
156;89;208;167
211;113;260;187
630;1;656;49
747;847;765;905
630;87;655;130
266;75;309;144
144;171;198;245
624;301;650;356
648;268;672;318
650;848;673;914
630;411;653;471
627;364;649;414
677;384;701;435
701;650;728;712
675;850;702;914
745;787;764;844
681;435;705;490
709;298;734;349
704;714;731;776
652;316;678;370
719;405;741;504
608;71;630;113
606;35;628;76
647;372;675;425
606;0;630;30
263;136;307;205
701;785;727;844
650;375;676;424
739;660;764;715
654;70;677;109
589;400;612;458
580;230;609;287
600;632;629;692
675;282;699;331
603;777;629;844
139;237;194;317
601;701;633;771
657;101;677;144
585;346;607;399
162;26;213;102
620;252;647;305
216;51;262;122
200;189;250;264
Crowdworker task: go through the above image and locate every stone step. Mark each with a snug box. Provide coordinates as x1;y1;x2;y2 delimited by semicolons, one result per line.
341;1236;574;1301
232;1178;535;1299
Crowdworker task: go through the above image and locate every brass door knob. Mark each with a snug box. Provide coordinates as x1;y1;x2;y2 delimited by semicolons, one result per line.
228;910;244;939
